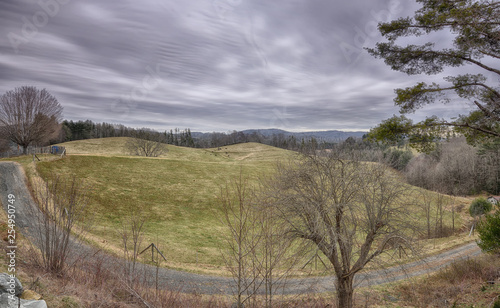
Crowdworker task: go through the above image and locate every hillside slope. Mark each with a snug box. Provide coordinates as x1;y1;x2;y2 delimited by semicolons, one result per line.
41;139;294;273
38;138;472;275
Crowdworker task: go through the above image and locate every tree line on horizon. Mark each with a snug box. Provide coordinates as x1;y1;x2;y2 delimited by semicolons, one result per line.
58;118;332;150
2;114;500;195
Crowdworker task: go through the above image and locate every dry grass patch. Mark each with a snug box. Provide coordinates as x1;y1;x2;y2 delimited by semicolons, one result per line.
381;255;500;307
55;137;130;156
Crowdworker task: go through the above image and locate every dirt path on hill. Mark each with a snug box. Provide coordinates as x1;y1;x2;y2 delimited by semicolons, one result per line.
0;161;482;295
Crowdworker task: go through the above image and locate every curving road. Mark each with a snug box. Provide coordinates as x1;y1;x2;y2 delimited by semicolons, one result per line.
0;161;482;295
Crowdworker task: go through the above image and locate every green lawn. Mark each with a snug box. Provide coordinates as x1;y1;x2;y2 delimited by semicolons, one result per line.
35;139;293;273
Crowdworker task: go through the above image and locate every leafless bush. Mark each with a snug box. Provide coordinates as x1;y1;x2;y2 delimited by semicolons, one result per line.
31;174;92;273
126;130;168;157
144;289;227;308
396;256;500;307
434;258;497;284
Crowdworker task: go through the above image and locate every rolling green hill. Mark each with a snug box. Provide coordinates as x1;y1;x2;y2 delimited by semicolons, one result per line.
36;138;295;273
32;137;471;275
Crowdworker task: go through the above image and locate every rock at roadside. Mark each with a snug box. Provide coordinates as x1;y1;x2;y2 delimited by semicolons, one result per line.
0;273;23;297
0;293;48;308
0;274;47;307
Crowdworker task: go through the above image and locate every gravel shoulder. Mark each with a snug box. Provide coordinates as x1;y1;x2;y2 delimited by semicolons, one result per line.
0;161;482;295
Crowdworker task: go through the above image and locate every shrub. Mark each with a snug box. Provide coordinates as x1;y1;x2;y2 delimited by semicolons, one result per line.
477;211;500;253
383;148;413;171
469;198;492;218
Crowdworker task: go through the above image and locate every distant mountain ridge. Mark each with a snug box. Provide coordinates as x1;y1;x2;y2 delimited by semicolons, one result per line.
191;129;366;142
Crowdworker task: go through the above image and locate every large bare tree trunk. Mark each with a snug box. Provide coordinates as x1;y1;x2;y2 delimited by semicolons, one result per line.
337;275;354;308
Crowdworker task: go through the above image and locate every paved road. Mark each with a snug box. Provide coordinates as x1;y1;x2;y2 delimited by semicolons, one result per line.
0;161;482;295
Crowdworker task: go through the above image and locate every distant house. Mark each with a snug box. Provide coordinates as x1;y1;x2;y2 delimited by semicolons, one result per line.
487;196;500;205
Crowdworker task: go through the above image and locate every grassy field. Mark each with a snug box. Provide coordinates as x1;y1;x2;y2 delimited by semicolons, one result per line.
2;137;475;275
34;138;294;273
59;137;290;162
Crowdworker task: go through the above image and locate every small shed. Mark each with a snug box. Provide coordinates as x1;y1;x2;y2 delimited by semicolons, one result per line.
487;196;500;205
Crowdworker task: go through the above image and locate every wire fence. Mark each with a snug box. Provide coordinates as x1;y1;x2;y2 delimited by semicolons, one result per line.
0;145;66;158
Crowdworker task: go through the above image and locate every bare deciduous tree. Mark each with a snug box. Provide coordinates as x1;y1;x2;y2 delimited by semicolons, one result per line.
417;190;435;239
254;201;297;308
126;130;168;157
31;174;91;273
0;86;63;154
265;151;417;308
405;137;500;196
434;193;447;238
417;190;453;239
220;174;298;308
120;216;146;278
219;174;261;308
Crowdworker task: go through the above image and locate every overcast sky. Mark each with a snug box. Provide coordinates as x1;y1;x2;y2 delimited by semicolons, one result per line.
0;0;472;132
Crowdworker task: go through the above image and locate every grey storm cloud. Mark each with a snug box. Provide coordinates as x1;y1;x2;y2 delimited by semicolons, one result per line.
0;0;461;132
